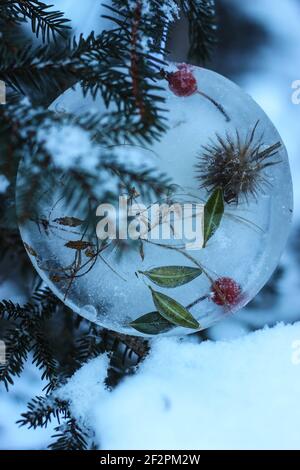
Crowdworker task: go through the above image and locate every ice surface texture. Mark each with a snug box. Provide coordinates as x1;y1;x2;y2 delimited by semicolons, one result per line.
16;65;293;336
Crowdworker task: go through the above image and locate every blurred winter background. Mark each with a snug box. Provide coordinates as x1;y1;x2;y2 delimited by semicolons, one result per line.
1;0;300;449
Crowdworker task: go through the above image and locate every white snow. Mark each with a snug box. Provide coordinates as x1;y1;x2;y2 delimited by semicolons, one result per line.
55;355;109;431
55;322;300;450
38;124;100;172
135;0;180;22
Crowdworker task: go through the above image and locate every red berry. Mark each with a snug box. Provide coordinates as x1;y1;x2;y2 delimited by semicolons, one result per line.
167;64;197;97
211;277;241;307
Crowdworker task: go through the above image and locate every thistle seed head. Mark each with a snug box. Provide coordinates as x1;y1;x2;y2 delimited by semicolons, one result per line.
195;122;282;204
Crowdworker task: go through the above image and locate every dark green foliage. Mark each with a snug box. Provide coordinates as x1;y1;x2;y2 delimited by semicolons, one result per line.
0;287;59;391
0;0;216;450
17;395;69;429
0;327;31;390
0;0;71;41
49;418;89;450
1;94;170;225
18;396;88;449
2;287;150;449
180;0;217;63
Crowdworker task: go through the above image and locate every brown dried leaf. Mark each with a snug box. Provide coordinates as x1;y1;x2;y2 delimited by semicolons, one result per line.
65;240;92;250
54;217;84;227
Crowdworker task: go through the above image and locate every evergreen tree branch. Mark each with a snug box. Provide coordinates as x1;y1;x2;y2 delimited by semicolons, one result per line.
179;0;217;62
0;0;71;42
17;395;69;428
31;321;59;390
1;94;171;227
0;287;59;390
49;418;89;450
0;327;31;390
0;30;166;121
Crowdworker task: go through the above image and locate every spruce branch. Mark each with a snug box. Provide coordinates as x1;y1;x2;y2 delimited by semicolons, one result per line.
49;418;89;450
1;94;170;226
9;304;150;447
75;329;106;365
17;395;69;429
0;287;59;391
31;321;59;390
0;327;31;390
0;0;71;42
101;155;172;199
18;389;89;449
0;30;167;124
0;299;29;321
179;0;217;62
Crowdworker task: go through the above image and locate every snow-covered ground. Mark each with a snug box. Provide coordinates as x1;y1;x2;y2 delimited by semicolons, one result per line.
59;322;300;450
1;0;300;450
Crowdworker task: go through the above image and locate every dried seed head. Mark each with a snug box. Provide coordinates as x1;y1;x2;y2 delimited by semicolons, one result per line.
195;122;282;204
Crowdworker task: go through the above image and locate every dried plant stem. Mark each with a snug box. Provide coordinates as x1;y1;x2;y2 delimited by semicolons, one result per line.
186;295;209;309
197;90;230;122
131;0;146;121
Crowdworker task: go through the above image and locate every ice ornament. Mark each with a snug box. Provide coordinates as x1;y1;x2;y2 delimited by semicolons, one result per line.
16;65;293;337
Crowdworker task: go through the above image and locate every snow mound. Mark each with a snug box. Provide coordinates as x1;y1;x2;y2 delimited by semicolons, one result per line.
57;322;300;449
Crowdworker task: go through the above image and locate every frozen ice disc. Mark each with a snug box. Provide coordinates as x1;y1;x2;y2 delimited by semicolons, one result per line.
16;64;293;337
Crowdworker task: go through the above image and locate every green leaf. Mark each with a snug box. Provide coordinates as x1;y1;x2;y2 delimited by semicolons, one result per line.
150;289;200;329
203;187;224;247
139;266;202;288
130;312;174;335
